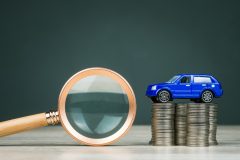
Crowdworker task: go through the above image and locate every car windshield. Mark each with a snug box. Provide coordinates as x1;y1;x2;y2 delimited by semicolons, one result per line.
167;75;180;83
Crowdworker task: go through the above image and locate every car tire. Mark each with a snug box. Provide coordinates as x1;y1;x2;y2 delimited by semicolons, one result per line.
157;90;171;103
201;90;213;103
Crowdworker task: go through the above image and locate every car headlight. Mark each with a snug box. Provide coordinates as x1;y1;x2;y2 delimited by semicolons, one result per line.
151;85;157;90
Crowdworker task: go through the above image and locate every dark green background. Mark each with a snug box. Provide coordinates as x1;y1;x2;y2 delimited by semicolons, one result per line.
0;0;239;124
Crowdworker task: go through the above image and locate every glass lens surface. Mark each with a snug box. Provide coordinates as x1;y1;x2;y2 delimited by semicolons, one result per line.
65;75;129;139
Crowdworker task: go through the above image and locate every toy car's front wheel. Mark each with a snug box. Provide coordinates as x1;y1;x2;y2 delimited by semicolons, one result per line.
201;90;213;103
157;90;171;103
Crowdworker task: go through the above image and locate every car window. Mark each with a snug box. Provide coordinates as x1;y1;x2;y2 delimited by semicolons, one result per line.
194;77;212;83
180;76;191;83
167;75;180;83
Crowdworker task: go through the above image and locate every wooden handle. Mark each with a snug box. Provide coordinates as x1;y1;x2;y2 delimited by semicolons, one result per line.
0;113;48;137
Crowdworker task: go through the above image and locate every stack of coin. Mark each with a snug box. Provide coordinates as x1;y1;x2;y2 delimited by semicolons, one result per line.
150;103;175;146
175;103;187;145
186;103;209;147
208;103;218;145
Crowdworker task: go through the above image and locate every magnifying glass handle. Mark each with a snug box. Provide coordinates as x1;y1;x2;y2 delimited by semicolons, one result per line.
0;111;59;137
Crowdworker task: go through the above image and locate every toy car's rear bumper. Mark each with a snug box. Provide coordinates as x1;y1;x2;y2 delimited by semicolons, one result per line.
215;89;223;97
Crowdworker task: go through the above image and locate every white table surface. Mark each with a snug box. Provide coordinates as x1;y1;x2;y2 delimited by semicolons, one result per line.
0;125;239;160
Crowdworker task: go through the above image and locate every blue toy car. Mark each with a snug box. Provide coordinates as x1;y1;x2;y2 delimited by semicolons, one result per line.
146;74;223;103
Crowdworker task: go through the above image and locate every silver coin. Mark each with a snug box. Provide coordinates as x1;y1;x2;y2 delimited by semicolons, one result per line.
151;102;218;147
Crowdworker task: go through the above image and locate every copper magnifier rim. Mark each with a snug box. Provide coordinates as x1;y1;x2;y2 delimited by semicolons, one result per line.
58;67;137;146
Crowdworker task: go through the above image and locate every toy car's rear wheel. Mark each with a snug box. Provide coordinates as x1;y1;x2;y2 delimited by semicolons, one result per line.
157;90;170;103
201;90;213;103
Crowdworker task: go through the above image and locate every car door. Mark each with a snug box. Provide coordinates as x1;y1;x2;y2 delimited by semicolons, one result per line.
172;76;192;98
191;76;212;97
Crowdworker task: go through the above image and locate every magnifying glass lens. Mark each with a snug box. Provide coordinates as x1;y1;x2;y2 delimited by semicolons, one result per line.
65;75;129;139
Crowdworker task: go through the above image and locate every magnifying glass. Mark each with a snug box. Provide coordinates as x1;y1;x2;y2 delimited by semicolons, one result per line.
0;67;136;146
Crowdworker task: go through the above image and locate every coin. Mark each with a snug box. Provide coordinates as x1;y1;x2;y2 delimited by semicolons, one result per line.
208;103;218;145
186;103;209;147
175;103;187;145
150;102;218;147
150;103;175;146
